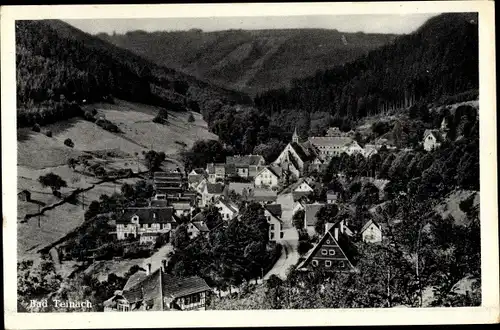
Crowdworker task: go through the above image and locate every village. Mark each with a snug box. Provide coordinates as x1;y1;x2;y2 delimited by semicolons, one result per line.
98;119;451;312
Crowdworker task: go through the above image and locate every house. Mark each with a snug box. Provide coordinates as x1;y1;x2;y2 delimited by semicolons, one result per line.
201;183;225;207
254;166;282;189
188;168;206;189
206;163;226;183
153;171;185;198
249;165;267;179
115;207;176;243
308;136;354;161
343;141;364;156
103;263;211;311
304;203;325;236
18;190;31;202
325;126;354;138
360;219;382;243
297;222;356;272
362;144;381;158
187;215;210;239
215;199;239;221
326;191;339;204
423;129;446;151
171;200;192;218
226;182;255;198
246;188;278;205
272;127;319;179
226;155;266;178
264;204;284;241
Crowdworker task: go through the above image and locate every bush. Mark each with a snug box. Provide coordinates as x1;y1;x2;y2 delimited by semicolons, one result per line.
84;110;96;121
45;130;53;137
64;138;74;148
188;113;195;122
32;123;41;132
298;240;313;256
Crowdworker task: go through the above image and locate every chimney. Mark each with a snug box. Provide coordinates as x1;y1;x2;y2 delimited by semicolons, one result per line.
146;263;151;275
325;222;334;233
334;228;339;241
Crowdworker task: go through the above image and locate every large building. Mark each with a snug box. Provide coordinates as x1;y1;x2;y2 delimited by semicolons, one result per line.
104;263;211;311
115;206;176;243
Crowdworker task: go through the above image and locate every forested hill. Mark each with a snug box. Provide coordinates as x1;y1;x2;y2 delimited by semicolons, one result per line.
254;13;479;123
16;20;250;128
98;28;397;95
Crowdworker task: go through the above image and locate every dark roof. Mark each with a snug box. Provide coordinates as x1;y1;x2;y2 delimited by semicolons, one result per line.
290;142;316;162
224;163;237;176
192;221;209;232
190;168;205;175
206;183;225;194
122;268;211;306
154;171;182;179
292;191;312;202
117;207;175;224
149;200;169;208
248;188;277;203
226;155;265;166
258;166;282;179
264;204;282;218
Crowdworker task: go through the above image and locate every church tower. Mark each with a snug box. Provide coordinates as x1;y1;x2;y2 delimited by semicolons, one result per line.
292;126;299;143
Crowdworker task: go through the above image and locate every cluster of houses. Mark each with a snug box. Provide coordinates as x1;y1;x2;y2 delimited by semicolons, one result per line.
104;122;448;309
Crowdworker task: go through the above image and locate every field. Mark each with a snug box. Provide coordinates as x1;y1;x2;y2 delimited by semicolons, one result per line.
17;99;217;260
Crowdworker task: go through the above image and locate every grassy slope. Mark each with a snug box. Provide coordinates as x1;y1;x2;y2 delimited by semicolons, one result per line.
17;99;217;259
100;29;396;95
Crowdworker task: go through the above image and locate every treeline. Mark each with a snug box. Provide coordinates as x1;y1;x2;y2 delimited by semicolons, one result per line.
254;13;478;127
16;20;249;128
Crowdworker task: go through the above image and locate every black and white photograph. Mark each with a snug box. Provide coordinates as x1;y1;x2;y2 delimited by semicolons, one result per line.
2;1;498;328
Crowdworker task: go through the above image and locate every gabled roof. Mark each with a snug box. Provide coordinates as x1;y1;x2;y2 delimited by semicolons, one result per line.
206;183;225;194
117;207;175;224
226;155;265;166
217;199;239;214
297;226;356;270
360;219;381;234
424;129;446;142
290;142;316;162
121;268;212;307
264;203;282;219
304;203;325;227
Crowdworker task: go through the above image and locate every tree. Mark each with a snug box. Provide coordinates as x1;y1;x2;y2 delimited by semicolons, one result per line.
187;113;195;122
314;204;339;235
64;138;74;148
67;158;78;170
84;201;100;220
202;206;223;230
292;210;305;230
172;224;190;250
144;150;166;172
32;123;41;132
38;173;67;195
253;139;286;163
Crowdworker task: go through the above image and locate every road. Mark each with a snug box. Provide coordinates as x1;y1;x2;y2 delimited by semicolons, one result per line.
264;193;299;280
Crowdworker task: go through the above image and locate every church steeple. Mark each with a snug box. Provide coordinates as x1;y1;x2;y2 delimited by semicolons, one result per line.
292;126;299;143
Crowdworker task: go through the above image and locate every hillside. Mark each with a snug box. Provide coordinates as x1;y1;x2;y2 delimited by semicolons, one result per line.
18;99;217;259
16;19;250;128
98;29;397;95
254;13;479;136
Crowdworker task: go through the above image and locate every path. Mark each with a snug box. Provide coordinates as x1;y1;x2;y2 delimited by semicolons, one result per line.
264;193;299;280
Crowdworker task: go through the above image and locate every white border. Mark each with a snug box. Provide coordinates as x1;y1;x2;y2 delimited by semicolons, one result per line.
2;2;498;328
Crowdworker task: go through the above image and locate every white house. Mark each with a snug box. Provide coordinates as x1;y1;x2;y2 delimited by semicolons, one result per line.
423;129;446;151
308;136;354;161
343;141;364;156
264;204;284;241
360;219;382;243
254;166;282;189
215;199;239;221
115;207;176;242
294;179;314;193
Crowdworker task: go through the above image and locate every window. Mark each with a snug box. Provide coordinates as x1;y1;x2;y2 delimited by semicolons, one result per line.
325;260;332;267
339;261;345;268
270;232;275;239
280;232;284;239
312;260;319;267
270;224;275;230
321;249;328;256
329;249;336;256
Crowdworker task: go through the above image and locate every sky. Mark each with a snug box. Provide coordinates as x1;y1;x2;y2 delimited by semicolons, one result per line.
64;14;439;35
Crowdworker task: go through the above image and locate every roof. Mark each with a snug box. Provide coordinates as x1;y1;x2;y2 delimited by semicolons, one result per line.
206;163;225;175
192;221;209;233
117;207;175;224
217;199;239;214
206;183;225;194
149;200;169;208
257;166;282;179
228;182;255;195
226;155;265;166
304;203;325;227
122;268;211;306
188;174;204;184
424;129;446;142
292;191;312;202
154;171;182;179
360;219;381;234
297;226;356;270
247;188;278;203
264;204;282;218
190;168;205;175
224;163;236;176
290;142;316;162
171;202;191;210
155;182;182;188
249;165;266;178
326;191;339;200
308;136;353;148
